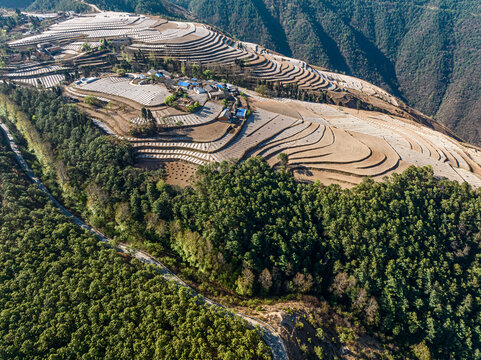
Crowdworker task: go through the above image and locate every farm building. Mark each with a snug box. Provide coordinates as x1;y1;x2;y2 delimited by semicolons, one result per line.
178;81;191;88
210;90;226;99
236;108;247;119
79;77;98;84
204;84;216;93
218;109;231;121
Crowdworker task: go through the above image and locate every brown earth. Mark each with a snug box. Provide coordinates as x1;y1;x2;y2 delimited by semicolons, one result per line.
137;160;197;188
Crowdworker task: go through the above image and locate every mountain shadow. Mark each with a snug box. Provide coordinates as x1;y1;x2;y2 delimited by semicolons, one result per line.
250;0;292;57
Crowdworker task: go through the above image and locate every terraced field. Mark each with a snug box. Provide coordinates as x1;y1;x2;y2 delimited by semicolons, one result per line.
5;11;396;104
5;10;481;189
72;77;172;106
3;64;68;88
123;94;481;188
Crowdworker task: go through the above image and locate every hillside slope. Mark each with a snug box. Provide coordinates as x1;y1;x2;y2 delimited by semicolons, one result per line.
0;116;270;360
7;0;189;19
168;0;481;145
79;0;190;18
10;0;481;143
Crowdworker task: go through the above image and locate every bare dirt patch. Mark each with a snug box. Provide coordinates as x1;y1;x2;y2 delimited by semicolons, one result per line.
167;121;233;142
76;101;137;136
141;160;197;188
251;98;319;119
163;161;197;188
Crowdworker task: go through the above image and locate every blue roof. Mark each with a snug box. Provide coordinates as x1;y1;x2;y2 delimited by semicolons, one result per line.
191;82;198;86
216;84;224;89
178;81;190;87
155;72;163;77
192;78;197;81
236;108;247;117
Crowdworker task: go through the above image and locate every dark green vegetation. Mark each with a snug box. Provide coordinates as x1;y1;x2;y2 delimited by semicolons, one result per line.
0;115;270;359
2;85;480;359
0;0;87;12
0;0;32;9
84;0;169;15
177;160;481;359
26;0;88;13
20;0;185;18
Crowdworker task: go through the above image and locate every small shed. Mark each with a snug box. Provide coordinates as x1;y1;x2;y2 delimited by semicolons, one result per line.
112;38;131;45
236;108;247;119
210;90;225;99
194;87;206;94
228;85;239;94
46;45;61;54
218;109;231;122
85;77;98;84
158;70;172;78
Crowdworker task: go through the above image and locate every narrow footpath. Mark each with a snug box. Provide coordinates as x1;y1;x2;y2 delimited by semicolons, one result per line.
0;119;288;360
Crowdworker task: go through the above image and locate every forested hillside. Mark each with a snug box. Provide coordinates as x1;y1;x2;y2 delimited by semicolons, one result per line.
2;86;480;359
176;160;481;359
76;0;189;18
0;122;270;359
0;0;31;8
16;0;188;19
25;0;89;13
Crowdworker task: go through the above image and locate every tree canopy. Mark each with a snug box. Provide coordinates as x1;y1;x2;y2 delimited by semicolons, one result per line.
175;159;481;359
2;85;480;359
0;125;270;360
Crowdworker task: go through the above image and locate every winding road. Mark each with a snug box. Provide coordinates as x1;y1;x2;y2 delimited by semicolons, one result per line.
0;119;288;360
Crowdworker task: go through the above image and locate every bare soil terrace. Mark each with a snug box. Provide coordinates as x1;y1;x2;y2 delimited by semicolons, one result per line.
5;11;481;189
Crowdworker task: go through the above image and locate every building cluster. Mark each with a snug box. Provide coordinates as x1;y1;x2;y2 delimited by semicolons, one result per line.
177;78;239;100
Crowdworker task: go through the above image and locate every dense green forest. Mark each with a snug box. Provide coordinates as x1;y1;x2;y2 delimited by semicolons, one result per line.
26;0;88;13
1;85;480;358
177;159;481;359
0;120;270;359
19;0;185;19
0;0;87;12
0;0;32;9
